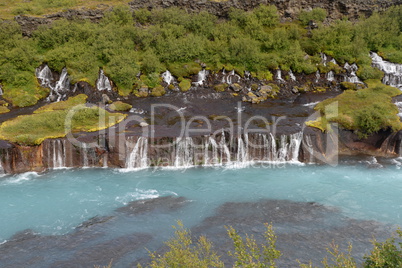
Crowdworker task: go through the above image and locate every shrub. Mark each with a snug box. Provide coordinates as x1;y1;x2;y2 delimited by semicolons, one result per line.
299;8;327;26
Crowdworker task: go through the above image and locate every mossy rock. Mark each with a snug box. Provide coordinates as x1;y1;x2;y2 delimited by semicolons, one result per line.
214;83;228;92
313;87;327;93
340;82;358;91
109;101;132;111
151;85;166;97
0;106;10;114
251;84;259;91
179;79;191;92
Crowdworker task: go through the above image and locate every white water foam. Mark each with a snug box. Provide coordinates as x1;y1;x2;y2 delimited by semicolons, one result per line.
371;52;402;89
115;189;161;205
1;172;40;185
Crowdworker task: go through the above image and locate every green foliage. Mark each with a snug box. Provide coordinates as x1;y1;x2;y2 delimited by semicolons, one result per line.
4;3;402;106
141;221;224;268
307;81;402;137
227;223;281;267
299;8;327;26
363;230;402;268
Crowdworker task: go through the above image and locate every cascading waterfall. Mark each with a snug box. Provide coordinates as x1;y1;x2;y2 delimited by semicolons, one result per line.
96;69;112;91
371;52;402;89
36;65;53;88
174;137;194;168
344;63;362;83
315;71;321;83
82;143;89;168
52;140;65;169
126;137;148;169
162;70;174;85
326;71;335;82
194;69;208;86
276;70;285;82
120;132;304;171
289;69;296;81
0;85;3;96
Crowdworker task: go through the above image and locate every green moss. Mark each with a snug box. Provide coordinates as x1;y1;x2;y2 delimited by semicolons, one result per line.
109;101;132;111
213;83;228;92
0;106;10;114
307;80;402;138
35;94;87;113
0;104;126;145
340;82;359;91
179;79;192;92
150;85;166;97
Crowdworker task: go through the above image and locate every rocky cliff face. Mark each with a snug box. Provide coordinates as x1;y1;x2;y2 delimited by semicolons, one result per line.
15;0;402;36
128;0;402;20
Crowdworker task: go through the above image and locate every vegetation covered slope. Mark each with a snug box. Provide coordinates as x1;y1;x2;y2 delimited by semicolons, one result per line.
2;4;402;106
307;81;402;138
0;94;126;145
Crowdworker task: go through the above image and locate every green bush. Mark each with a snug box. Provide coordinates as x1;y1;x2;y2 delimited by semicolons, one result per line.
299;8;328;26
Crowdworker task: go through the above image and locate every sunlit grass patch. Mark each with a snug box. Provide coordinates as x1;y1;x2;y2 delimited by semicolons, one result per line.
0;95;126;145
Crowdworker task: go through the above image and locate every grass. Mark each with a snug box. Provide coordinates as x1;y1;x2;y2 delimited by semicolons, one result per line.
306;80;402;138
0;0;131;20
0;94;126;145
34;94;87;113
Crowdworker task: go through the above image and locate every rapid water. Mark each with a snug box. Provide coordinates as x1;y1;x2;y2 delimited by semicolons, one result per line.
2;160;402;242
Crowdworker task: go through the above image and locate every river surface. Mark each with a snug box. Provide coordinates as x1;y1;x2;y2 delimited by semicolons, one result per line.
1;157;402;267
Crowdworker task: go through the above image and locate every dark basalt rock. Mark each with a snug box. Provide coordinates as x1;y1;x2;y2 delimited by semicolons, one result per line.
115;196;188;215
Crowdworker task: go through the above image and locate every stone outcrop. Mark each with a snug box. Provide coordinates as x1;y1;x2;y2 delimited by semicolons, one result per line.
14;0;402;36
128;0;402;20
15;8;106;36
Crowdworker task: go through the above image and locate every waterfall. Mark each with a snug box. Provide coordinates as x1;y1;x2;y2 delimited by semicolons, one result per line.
344;63;362;83
289;69;296;81
326;71;335;82
162;70;174;85
52;140;65;169
96;69;112;91
235;134;249;168
0;85;3;96
276;70;285;82
321;53;328;66
36;65;53;88
194;69;208;86
315;71;321;83
121;132;304;170
174;137;194;168
0;155;4;176
82;143;89;168
371;52;402;89
54;68;70;93
126;137;148;169
331;58;337;65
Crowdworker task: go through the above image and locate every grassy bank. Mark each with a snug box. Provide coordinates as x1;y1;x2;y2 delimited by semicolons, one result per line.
0;94;126;145
306;80;402;138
